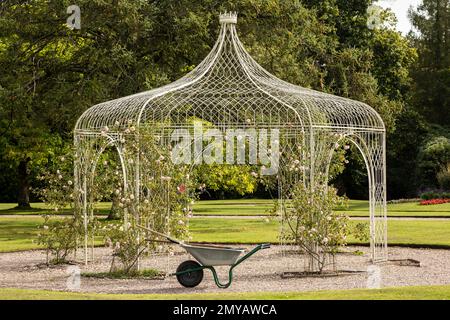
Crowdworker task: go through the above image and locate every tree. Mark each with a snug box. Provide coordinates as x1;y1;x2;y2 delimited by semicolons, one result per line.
387;109;429;198
303;0;374;47
409;0;450;126
0;0;333;203
0;0;161;206
418;135;450;188
0;0;419;202
194;164;258;199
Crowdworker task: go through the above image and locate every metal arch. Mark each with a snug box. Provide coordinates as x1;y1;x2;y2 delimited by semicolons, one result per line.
75;134;130;264
321;131;387;262
324;133;375;258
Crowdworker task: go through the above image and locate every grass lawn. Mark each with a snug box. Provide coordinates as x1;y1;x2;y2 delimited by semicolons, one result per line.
2;199;450;217
1;285;450;300
0;202;111;216
193;199;450;217
2;216;450;252
190;218;450;247
190;218;279;243
341;200;450;217
0;217;43;252
193;199;274;216
1;199;449;300
0;216;109;252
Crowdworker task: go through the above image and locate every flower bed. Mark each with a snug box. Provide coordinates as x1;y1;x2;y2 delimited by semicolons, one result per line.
420;199;450;205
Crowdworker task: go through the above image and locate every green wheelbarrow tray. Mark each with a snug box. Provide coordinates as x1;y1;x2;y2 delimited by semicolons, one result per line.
172;242;271;289
136;224;270;289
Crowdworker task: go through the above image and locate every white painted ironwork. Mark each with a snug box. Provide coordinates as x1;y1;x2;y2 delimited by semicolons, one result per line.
74;12;387;266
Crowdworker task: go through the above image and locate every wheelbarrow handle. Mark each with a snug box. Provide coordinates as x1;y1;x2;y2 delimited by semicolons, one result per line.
233;243;271;267
137;225;181;244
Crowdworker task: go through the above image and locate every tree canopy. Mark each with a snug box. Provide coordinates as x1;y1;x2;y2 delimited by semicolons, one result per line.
0;0;446;203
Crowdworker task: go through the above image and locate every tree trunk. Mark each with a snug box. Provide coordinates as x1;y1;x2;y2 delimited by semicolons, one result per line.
107;192;121;220
17;157;31;209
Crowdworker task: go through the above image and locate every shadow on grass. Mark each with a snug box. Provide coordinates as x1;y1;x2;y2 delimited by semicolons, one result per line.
0;207;110;216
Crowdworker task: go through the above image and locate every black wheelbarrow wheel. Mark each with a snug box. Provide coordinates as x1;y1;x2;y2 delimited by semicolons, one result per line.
176;260;204;288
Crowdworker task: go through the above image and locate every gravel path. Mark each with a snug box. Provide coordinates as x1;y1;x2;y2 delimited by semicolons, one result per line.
1;245;450;294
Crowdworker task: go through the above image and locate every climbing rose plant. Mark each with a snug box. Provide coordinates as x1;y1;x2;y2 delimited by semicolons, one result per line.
36;123;194;271
36;153;88;264
282;183;367;273
99;123;194;272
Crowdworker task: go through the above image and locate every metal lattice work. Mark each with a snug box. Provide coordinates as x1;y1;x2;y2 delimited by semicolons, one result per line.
74;12;387;266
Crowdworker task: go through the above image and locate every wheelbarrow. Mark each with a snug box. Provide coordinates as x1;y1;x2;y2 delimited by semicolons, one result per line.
138;225;270;288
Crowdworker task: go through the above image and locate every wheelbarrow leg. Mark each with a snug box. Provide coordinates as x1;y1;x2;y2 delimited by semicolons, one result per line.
205;266;233;289
206;244;271;289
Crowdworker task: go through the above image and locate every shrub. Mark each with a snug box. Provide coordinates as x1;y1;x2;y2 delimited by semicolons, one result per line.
102;223;148;273
387;198;420;204
420;191;450;200
35;153;84;265
418;136;450;188
37;217;81;264
420;191;440;200
83;269;164;279
282;183;350;273
437;164;450;191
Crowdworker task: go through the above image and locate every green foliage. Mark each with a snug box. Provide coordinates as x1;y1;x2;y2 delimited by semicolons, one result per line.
418;135;450;188
409;0;450;126
420;191;450;200
437;164;450;191
387;109;429;198
82;269;164;279
194;164;258;198
0;0;424;201
283;183;350;272
325;47;403;132
370;29;417;101
37;217;81;264
352;222;370;242
302;0;373;47
411;67;450;126
409;0;450;69
101;224;148;274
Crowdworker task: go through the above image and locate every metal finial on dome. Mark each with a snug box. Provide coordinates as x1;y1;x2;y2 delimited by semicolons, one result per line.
219;11;237;24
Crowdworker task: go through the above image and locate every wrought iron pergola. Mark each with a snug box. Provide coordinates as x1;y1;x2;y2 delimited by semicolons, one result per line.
74;12;387;265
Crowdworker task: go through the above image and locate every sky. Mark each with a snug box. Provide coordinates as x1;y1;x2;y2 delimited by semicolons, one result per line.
376;0;422;34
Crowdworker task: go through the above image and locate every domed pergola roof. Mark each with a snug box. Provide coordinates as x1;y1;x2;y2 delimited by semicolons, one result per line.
75;12;384;133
